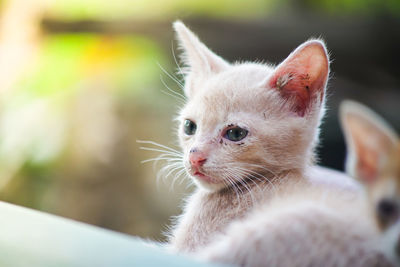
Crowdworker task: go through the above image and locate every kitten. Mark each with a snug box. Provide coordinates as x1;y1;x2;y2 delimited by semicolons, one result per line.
341;100;400;266
165;21;387;266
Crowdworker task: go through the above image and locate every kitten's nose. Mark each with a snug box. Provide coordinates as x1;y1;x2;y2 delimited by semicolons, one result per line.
189;150;207;168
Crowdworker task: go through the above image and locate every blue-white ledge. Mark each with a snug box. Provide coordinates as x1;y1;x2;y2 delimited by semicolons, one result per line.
0;201;223;267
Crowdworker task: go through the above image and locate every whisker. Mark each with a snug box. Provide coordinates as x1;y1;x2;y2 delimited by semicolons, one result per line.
137;140;182;154
233;166;278;196
138;139;192;191
144;155;182;181
165;164;185;182
160;75;186;104
155;162;182;177
223;171;244;212
157;161;182;178
156;163;177;183
224;162;278;193
236;176;258;206
185;179;195;190
217;164;279;208
225;168;251;208
139;147;182;157
236;162;277;177
157;62;184;89
232;168;263;189
160;89;185;105
141;156;182;164
170;166;191;191
222;169;243;193
177;168;189;186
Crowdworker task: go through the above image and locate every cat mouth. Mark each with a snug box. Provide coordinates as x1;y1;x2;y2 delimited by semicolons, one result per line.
192;170;218;184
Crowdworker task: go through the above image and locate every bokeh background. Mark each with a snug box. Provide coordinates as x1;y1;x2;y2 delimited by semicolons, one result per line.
0;0;399;241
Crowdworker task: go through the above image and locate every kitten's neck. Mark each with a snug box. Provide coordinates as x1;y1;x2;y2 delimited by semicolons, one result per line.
170;168;306;253
217;168;305;197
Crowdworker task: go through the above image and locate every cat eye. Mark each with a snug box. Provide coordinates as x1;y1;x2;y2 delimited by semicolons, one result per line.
224;127;248;142
376;198;399;228
184;119;197;135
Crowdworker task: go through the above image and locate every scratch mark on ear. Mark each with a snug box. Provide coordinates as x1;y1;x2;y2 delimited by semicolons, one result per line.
276;73;294;90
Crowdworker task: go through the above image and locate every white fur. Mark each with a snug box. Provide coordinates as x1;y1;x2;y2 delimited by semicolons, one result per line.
197;185;384;266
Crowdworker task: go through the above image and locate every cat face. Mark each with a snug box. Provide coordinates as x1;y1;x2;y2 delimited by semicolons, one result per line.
174;21;329;191
340;101;400;265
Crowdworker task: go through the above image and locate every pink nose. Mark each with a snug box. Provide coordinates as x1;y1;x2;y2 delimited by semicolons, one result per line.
189;151;207;168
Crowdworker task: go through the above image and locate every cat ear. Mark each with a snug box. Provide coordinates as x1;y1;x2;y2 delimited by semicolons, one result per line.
340;100;398;185
173;21;229;76
266;40;329;116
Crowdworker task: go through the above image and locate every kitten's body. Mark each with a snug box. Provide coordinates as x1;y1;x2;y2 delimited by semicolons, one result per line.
196;181;386;266
170;166;361;253
171;169;389;267
165;22;390;266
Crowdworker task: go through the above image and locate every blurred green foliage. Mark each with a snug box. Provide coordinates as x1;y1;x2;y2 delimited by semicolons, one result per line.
0;31;171;208
48;0;276;20
304;0;400;15
1;32;166;170
44;0;400;20
17;34;165;100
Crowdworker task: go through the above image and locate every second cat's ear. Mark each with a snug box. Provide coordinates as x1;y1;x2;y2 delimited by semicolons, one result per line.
266;40;329;116
173;21;229;77
340;101;398;185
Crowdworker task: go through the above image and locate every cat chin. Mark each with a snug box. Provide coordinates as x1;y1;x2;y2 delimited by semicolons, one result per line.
192;178;226;192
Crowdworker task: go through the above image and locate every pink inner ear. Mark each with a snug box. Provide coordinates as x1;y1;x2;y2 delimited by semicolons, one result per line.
268;41;329;116
344;113;398;185
356;143;379;184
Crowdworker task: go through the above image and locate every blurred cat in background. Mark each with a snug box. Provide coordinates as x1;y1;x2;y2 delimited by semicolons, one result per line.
341;100;400;266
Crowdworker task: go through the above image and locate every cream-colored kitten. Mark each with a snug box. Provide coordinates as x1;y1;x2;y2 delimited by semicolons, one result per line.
341;100;400;266
167;21;386;266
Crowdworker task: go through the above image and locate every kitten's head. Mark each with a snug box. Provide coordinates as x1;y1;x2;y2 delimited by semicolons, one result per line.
340;100;400;265
174;21;329;191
